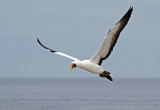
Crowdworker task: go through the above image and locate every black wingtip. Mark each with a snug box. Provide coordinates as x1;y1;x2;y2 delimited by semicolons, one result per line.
37;38;41;45
127;6;133;14
37;38;47;49
37;38;57;53
129;6;133;11
118;6;133;24
128;6;133;15
130;6;133;9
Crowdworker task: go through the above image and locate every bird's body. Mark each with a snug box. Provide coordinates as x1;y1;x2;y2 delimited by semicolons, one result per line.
73;60;104;74
37;7;133;81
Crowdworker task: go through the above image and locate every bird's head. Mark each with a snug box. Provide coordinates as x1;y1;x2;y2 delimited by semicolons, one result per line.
68;63;76;72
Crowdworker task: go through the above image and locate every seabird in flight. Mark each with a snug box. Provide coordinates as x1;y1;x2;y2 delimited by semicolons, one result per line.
37;7;133;81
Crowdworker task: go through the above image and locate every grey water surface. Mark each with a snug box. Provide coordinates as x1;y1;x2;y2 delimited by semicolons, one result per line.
0;78;159;110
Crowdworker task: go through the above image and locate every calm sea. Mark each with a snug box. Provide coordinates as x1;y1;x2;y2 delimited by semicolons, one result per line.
0;78;159;110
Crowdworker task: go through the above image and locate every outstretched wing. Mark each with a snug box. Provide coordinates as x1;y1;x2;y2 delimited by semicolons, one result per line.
37;38;79;61
90;7;133;65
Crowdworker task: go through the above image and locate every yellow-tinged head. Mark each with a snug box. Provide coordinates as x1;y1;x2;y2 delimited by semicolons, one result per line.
67;63;76;72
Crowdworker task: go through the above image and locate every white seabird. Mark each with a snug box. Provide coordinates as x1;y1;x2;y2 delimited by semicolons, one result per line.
37;7;133;81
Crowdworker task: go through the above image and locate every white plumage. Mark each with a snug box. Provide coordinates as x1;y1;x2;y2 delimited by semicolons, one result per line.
37;7;133;81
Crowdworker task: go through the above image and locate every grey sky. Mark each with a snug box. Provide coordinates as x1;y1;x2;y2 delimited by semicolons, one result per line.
0;0;160;78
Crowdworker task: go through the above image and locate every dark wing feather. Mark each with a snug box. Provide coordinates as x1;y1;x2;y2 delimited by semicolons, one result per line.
90;7;133;65
37;38;57;53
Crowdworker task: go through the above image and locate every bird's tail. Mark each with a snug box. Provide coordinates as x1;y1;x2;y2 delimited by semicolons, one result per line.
99;71;113;81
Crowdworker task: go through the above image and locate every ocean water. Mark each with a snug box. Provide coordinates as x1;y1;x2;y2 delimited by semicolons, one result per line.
0;78;159;110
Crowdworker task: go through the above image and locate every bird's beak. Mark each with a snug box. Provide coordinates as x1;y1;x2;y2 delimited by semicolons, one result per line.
68;63;75;72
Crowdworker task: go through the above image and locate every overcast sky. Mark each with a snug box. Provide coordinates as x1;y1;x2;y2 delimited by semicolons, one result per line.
0;0;160;78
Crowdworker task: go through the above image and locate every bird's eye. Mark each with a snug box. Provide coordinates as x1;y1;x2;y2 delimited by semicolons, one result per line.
73;63;76;67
